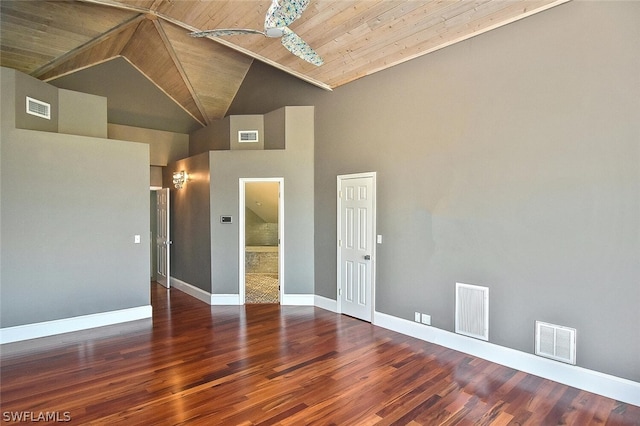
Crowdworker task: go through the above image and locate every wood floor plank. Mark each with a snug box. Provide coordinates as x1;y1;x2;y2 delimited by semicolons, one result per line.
1;284;638;425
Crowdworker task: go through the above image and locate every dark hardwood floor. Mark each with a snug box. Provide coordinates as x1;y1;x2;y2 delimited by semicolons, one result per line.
1;284;638;425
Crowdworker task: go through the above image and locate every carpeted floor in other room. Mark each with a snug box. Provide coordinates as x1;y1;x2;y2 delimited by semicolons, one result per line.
245;273;279;303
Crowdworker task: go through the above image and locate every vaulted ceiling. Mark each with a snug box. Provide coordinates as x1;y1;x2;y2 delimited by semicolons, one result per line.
1;0;569;128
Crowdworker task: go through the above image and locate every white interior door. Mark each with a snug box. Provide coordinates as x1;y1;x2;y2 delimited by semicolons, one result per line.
156;188;171;288
338;173;376;322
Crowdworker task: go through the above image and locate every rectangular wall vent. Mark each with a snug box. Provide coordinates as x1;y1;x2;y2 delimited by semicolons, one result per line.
26;96;51;120
535;321;576;365
455;282;489;341
238;130;259;143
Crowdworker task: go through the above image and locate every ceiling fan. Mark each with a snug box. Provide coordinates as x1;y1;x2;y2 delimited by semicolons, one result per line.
189;0;323;66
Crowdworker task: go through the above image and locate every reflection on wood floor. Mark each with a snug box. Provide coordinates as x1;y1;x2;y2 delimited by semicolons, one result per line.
245;273;279;303
2;285;638;424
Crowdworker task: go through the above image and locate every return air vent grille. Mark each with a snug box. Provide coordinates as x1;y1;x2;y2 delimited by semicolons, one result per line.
535;321;576;365
455;282;489;341
26;96;51;120
238;130;259;143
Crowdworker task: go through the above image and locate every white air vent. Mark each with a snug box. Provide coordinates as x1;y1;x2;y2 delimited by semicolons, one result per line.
238;130;259;143
535;321;576;365
455;282;489;341
26;96;51;120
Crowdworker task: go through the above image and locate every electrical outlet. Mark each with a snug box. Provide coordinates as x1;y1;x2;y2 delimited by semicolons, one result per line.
421;313;431;325
414;312;421;322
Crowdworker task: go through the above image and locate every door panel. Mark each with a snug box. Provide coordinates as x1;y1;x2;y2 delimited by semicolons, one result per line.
156;188;170;288
339;175;374;322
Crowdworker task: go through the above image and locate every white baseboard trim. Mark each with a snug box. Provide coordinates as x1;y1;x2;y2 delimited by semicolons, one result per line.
211;294;241;305
314;295;337;313
171;278;314;307
281;294;315;306
373;311;640;407
171;277;241;305
170;277;213;304
0;305;152;345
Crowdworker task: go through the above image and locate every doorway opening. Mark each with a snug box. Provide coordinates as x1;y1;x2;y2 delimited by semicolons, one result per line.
239;178;283;304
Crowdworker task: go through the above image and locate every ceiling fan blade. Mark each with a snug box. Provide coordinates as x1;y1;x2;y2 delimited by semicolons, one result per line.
265;0;311;29
280;27;323;66
189;29;265;38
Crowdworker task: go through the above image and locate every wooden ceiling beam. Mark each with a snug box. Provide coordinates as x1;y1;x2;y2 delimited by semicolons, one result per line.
76;0;333;91
31;14;146;79
153;19;211;125
121;19;207;125
9;0;573;98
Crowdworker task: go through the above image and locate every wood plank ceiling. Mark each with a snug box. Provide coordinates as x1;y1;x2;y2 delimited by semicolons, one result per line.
0;0;569;127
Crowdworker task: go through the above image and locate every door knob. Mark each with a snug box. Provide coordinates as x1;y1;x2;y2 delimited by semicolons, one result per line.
364;255;371;260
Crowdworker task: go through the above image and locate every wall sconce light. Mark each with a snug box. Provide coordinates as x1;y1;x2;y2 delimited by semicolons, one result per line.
173;170;188;189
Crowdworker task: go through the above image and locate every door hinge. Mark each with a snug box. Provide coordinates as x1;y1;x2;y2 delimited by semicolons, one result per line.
339;190;342;199
338;288;342;296
338;239;342;247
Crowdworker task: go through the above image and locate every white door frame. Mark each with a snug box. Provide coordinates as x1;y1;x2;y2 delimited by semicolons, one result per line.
337;172;377;321
239;178;284;304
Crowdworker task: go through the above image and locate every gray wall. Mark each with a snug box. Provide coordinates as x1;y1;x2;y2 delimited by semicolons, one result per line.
14;69;59;133
190;116;231;154
1;69;150;327
164;152;212;292
230;115;264;151
228;2;640;382
190;114;267;154
108;123;189;167
58;88;107;138
209;107;314;295
51;57;200;134
264;107;285;150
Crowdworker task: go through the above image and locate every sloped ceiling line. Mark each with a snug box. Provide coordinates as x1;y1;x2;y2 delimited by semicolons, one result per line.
121;19;207;125
78;0;333;90
1;0;573;130
37;21;143;82
153;19;211;125
32;14;145;80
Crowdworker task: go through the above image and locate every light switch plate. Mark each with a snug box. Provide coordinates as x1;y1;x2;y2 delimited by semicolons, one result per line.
377;235;383;244
134;235;141;244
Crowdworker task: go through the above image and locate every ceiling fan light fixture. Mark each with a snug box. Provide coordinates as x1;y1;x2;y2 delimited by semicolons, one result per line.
265;27;285;38
189;0;322;66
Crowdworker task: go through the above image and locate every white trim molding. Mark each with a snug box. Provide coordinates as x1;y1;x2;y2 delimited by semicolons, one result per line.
0;305;152;344
314;295;338;313
171;277;241;305
373;311;640;407
281;294;314;306
172;277;312;306
171;277;213;304
211;295;242;305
